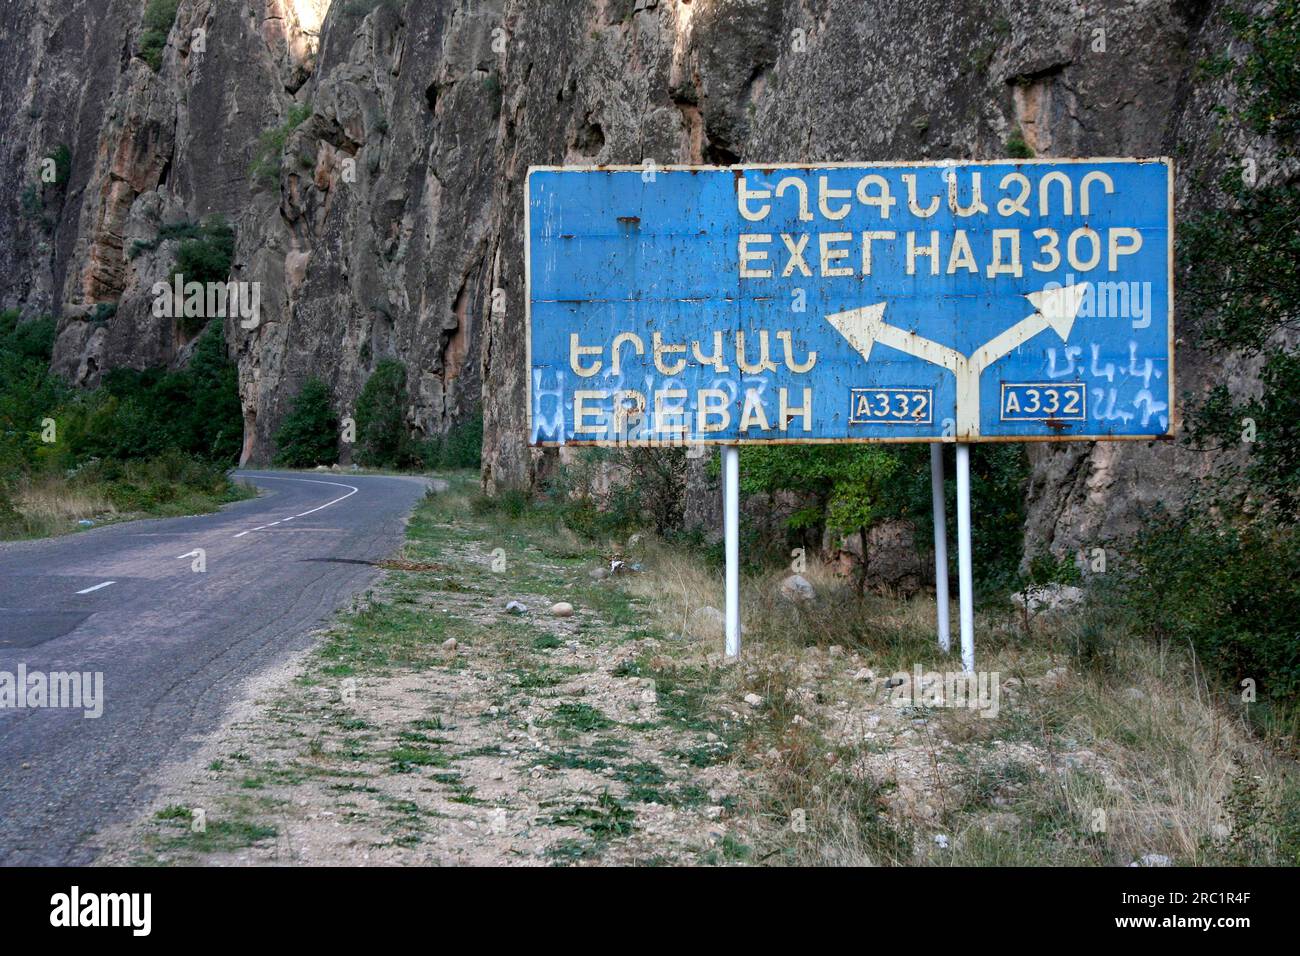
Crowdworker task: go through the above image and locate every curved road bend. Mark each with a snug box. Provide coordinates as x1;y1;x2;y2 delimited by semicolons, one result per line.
0;471;431;865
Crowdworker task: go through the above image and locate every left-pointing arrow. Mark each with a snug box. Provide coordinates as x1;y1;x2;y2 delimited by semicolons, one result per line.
825;302;965;372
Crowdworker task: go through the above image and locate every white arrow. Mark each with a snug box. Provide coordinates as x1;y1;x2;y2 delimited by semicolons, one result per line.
968;284;1088;376
825;302;965;373
825;284;1088;438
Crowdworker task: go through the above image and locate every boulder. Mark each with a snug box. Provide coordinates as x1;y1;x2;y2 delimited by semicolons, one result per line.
779;574;816;602
1011;584;1085;615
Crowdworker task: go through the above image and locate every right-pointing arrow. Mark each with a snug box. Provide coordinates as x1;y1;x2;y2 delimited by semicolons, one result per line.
969;283;1090;374
1025;283;1089;342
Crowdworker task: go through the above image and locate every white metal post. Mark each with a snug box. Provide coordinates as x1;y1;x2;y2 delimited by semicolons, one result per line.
955;442;975;673
722;445;741;658
930;444;951;653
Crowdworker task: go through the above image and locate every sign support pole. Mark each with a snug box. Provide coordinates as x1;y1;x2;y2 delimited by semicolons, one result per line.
722;445;741;658
930;444;951;653
955;442;975;673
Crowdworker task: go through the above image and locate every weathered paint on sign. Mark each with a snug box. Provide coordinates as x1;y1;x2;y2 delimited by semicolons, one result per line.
525;159;1174;445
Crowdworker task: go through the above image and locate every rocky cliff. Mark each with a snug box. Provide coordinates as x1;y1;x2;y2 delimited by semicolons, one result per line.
0;0;1263;556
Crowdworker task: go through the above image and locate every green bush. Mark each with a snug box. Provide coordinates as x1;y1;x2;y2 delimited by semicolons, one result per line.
94;451;234;512
0;312;67;473
1005;129;1034;158
0;484;24;538
1;311;57;363
739;444;897;536
725;442;1028;593
138;0;181;72
168;216;236;335
129;220;207;260
79;321;243;464
543;446;685;540
958;444;1032;594
274;379;339;467
1117;508;1300;715
415;413;483;470
354;360;411;468
250;103;313;189
174;216;235;285
0;308;248;540
44;144;72;189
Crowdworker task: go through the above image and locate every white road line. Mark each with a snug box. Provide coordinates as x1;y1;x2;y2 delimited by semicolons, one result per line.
76;581;116;595
232;476;361;538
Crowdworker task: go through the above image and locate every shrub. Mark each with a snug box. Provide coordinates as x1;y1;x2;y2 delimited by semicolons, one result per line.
0;305;247;540
0;313;66;472
44;144;72;189
173;215;235;286
167;216;236;334
62;322;243;465
0;484;23;537
354;360;411;468
274;379;339;467
138;0;181;72
727;442;1028;594
129;219;207;260
544;446;685;539
1005;129;1034;158
415;413;483;470
92;451;232;512
739;444;897;537
1117;508;1300;725
250;103;313;189
1;312;57;363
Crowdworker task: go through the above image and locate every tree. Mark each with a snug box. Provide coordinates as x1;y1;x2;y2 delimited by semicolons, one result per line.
138;0;181;72
274;379;339;467
739;445;898;590
355;360;410;467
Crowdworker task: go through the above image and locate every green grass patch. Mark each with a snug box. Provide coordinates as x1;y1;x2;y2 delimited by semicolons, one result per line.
547;703;614;734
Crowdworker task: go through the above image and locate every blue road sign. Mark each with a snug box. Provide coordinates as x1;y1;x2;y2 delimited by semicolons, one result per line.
526;159;1173;445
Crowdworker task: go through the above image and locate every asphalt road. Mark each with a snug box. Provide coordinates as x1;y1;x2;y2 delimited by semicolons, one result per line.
0;470;431;865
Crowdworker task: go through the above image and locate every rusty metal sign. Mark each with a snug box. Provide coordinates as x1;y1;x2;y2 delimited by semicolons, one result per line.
525;159;1174;445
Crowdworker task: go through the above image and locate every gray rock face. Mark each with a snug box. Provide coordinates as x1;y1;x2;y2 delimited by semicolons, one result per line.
0;0;1270;558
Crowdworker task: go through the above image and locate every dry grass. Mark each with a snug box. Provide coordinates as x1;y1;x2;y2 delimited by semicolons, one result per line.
625;539;1300;866
11;476;116;535
1;457;253;541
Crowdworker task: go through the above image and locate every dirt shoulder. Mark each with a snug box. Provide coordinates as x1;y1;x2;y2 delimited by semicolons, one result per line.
94;473;754;866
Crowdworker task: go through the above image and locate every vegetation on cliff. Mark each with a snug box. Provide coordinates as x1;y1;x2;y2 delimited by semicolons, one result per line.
137;0;181;73
1113;1;1300;741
